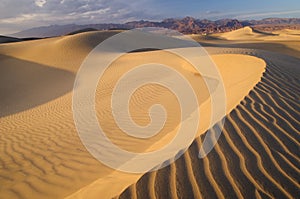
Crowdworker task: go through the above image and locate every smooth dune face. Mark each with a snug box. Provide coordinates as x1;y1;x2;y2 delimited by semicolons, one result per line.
65;53;265;199
92;51;264;154
0;30;299;199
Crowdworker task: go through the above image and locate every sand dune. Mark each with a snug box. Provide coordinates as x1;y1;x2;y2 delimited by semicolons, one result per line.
212;26;300;41
0;30;299;199
116;47;300;199
65;52;264;199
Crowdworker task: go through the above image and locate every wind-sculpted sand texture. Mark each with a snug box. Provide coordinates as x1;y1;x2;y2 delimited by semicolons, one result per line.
0;30;298;199
116;48;300;199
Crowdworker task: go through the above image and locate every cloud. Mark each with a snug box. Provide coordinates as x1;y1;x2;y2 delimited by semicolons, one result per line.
235;10;300;19
0;0;158;34
0;14;40;23
35;0;47;7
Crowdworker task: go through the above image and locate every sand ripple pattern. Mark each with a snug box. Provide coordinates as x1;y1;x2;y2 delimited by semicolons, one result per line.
116;48;300;199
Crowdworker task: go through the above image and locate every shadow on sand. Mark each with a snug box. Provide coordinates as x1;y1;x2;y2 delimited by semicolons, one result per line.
0;54;74;117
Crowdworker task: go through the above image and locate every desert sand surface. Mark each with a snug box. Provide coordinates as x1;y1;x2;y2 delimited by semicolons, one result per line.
0;28;299;199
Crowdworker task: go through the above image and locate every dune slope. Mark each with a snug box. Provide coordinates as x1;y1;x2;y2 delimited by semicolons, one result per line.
116;48;300;199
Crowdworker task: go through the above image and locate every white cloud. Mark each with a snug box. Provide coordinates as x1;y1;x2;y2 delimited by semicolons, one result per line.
0;14;42;23
35;0;47;7
80;8;111;16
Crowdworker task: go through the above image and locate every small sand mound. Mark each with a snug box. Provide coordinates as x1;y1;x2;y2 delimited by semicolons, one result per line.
214;26;262;40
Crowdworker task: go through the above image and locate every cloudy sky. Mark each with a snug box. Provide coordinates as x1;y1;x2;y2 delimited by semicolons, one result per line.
1;0;300;34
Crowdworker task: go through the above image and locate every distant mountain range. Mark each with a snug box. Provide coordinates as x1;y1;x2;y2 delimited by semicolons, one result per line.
10;17;300;38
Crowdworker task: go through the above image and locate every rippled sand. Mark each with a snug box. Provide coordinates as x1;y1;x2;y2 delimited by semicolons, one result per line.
0;29;299;199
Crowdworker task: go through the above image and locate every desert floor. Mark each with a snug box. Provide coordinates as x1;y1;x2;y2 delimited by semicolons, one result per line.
0;27;299;199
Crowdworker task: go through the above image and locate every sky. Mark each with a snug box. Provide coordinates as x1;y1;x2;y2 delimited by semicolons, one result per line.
0;0;300;34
